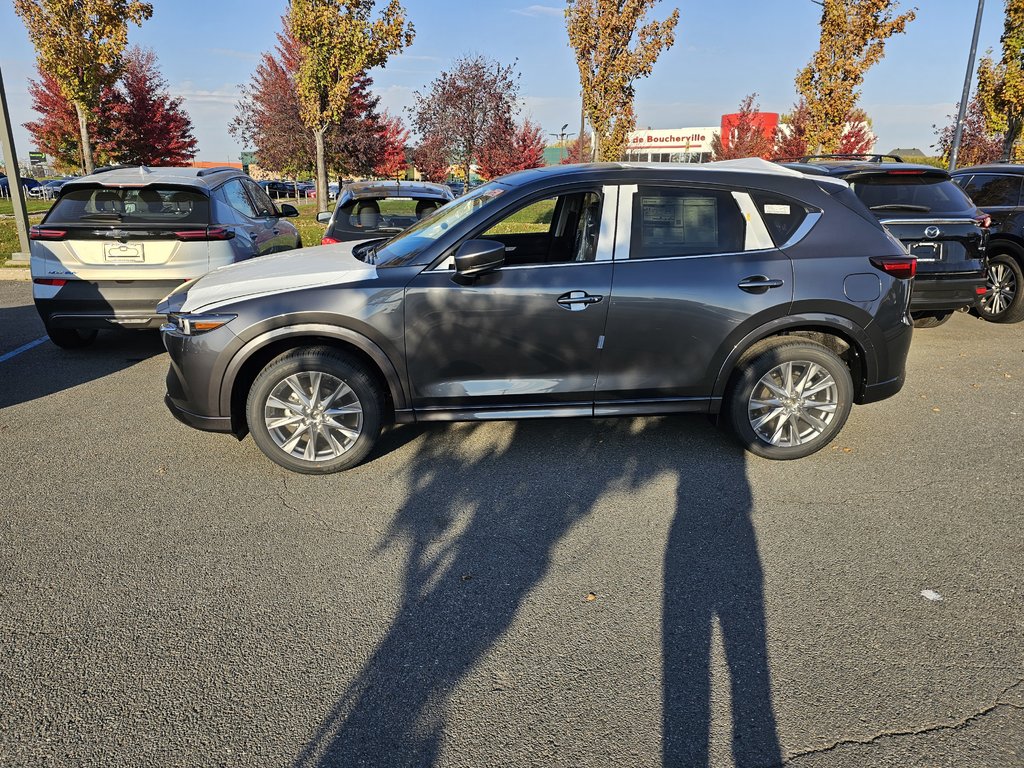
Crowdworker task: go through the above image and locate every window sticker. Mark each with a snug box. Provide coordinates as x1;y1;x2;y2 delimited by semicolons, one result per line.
763;204;791;215
641;196;718;246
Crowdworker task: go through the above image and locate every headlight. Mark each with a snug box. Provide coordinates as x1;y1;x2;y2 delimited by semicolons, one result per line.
161;312;236;335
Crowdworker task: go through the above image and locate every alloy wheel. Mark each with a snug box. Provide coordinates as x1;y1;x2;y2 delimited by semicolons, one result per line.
746;360;839;447
981;262;1017;317
264;370;364;462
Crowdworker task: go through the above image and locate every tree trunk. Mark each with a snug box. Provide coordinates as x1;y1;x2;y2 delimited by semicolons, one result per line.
464;161;471;188
1002;120;1020;162
314;126;329;213
74;101;94;175
592;130;600;163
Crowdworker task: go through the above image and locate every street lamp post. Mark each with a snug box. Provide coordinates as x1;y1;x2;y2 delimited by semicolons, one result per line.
950;0;986;172
548;123;575;162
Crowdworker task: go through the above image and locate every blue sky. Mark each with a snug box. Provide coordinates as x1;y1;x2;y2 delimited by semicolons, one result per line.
0;0;1007;163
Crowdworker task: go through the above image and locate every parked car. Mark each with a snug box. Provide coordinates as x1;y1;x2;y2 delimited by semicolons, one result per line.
28;178;71;200
158;159;915;473
317;180;455;244
446;181;466;197
951;164;1024;323
257;180;300;199
0;175;42;197
30;165;302;348
782;155;988;328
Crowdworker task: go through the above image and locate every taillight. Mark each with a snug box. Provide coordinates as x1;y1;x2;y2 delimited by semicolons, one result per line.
33;278;67;287
321;236;341;245
870;256;917;279
29;226;67;241
886;170;927;175
974;213;992;228
174;226;235;241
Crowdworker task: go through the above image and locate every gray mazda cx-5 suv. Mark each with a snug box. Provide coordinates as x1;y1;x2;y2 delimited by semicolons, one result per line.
158;159;916;473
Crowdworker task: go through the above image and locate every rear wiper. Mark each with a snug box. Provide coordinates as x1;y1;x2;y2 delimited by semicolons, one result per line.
81;213;124;221
869;204;931;212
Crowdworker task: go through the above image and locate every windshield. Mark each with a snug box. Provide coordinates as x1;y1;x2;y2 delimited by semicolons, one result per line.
370;183;507;267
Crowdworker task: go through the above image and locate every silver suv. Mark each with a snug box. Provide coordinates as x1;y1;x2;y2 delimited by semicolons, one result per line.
30;165;302;348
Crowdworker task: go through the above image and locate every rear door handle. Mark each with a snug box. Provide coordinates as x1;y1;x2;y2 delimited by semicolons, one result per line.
738;276;785;294
557;290;603;311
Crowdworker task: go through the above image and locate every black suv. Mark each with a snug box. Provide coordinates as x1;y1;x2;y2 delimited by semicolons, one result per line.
158;160;915;473
784;155;988;328
951;164;1024;324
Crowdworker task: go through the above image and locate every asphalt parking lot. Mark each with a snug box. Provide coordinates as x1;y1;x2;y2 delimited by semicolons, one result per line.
0;277;1021;768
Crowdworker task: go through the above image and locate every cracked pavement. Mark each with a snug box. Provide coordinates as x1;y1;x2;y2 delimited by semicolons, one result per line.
1;280;1022;767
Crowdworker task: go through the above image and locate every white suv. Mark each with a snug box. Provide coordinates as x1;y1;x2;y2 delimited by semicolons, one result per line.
30;165;302;348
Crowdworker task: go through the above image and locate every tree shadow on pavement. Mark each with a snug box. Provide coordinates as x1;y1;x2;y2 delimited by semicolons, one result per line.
294;415;781;767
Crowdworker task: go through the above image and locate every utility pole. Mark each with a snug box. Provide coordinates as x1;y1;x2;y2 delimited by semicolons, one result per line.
0;65;31;263
950;0;985;172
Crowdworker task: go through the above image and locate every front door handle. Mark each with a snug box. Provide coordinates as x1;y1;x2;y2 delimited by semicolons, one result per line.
738;276;785;294
557;290;603;311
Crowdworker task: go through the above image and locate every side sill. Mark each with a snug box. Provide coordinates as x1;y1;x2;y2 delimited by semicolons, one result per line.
594;397;716;417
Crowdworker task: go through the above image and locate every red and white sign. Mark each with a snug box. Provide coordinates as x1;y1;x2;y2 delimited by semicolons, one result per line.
626;128;719;154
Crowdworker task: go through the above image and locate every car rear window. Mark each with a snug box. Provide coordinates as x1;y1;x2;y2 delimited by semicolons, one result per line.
46;187;210;225
331;196;446;237
955;173;1023;207
849;174;974;214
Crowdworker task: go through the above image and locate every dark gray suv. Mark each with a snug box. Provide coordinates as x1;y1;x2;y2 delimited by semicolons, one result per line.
158;160;915;473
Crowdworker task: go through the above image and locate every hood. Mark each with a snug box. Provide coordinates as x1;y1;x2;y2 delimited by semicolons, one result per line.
167;242;378;313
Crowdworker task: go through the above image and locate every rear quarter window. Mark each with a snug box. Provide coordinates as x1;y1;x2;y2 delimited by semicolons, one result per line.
46;187;209;225
749;191;812;246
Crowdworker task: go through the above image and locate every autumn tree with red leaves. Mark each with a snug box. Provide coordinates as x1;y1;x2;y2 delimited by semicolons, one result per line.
100;47;197;165
231;16;385;180
836;107;875;155
711;93;776;160
373;112;410;178
477;118;546;180
410;54;520;185
774;99;811;160
934;95;1003;167
24;47;196;172
411;136;449;181
560;132;593;164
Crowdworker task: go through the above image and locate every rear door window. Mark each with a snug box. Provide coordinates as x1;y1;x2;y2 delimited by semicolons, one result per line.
956;173;1022;207
222;179;258;218
46;187;209;225
242;178;277;217
629;186;746;259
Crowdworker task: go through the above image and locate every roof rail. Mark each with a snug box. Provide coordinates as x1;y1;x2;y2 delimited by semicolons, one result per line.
784;154;904;164
196;166;241;177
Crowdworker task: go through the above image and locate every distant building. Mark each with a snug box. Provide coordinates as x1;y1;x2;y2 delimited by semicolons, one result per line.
888;148;927;159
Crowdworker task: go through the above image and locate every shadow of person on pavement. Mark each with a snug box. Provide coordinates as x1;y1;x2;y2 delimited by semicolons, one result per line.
294;414;781;767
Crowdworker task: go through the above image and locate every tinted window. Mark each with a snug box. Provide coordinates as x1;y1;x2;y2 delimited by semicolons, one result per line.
46;187;209;225
957;173;1022;207
630;187;745;259
749;191;811;246
850;174;974;213
242;178;277;217
223;179;257;218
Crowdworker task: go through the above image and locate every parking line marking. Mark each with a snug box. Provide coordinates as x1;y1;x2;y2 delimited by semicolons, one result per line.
0;336;49;363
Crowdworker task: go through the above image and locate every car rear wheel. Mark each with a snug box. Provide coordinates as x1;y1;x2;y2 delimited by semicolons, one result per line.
728;341;853;460
246;347;383;474
44;325;97;349
977;254;1024;324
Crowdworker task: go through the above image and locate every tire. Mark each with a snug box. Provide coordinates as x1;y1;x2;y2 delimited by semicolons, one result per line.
246;347;383;474
977;253;1024;324
45;325;97;349
727;340;853;460
911;312;952;329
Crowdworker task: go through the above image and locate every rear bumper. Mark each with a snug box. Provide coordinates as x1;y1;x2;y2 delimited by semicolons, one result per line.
910;273;986;312
861;370;906;404
34;279;185;330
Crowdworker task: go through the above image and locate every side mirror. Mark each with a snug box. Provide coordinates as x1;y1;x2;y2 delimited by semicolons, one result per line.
278;203;300;218
315;210;332;224
455;239;506;276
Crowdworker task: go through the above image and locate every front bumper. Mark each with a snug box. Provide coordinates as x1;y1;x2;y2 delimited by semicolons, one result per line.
164;393;233;433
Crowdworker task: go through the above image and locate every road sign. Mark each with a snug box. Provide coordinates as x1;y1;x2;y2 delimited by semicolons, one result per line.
29;151;45;164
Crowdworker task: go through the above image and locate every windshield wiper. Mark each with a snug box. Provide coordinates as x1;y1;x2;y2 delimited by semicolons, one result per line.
869;204;931;212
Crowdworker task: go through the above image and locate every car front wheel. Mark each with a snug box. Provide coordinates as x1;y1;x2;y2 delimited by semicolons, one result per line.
246;347;383;474
977;253;1024;324
728;341;853;460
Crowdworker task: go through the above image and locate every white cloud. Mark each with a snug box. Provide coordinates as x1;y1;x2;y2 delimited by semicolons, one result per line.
511;5;563;18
